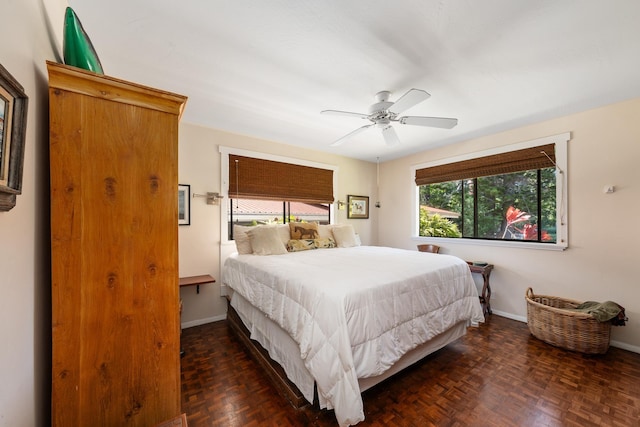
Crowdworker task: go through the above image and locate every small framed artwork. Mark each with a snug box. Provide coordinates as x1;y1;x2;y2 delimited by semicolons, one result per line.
347;195;369;219
178;184;190;225
0;63;29;211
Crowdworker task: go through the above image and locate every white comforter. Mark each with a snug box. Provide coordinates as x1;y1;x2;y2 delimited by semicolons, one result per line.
222;246;484;426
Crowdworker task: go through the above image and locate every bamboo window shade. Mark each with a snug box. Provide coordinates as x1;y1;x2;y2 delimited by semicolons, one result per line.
229;154;334;203
415;143;556;186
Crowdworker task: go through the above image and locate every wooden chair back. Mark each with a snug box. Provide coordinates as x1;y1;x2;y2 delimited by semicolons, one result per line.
417;244;441;254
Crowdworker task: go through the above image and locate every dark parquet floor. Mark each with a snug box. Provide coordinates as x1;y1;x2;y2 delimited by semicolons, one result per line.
180;315;640;427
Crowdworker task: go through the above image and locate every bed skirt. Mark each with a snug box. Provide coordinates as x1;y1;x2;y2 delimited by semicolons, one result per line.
226;296;310;408
226;293;469;409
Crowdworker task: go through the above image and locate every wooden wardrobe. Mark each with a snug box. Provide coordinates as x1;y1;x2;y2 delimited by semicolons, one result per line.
48;61;187;426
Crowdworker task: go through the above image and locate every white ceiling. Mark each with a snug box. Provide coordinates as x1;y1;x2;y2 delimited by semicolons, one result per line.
67;0;640;162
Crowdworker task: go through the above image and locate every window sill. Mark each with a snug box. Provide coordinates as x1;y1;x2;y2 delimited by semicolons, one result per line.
412;236;567;251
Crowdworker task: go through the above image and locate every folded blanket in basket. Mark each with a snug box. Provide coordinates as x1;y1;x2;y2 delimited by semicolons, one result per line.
573;301;627;326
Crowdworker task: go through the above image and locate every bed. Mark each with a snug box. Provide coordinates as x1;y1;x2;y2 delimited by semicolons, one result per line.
221;223;484;426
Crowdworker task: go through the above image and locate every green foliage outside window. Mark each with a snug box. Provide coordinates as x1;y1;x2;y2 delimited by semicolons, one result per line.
419;208;462;237
418;168;556;243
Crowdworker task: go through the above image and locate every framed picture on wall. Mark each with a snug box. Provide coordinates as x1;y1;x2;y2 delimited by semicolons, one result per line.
347;195;369;219
178;184;190;225
0;63;28;212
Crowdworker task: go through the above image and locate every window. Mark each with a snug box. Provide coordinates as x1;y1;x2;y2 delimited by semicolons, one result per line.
419;169;556;242
219;147;338;241
413;133;569;249
227;199;330;239
228;154;334;203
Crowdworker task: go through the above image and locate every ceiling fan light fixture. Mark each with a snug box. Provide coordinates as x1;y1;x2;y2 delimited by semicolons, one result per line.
375;118;390;128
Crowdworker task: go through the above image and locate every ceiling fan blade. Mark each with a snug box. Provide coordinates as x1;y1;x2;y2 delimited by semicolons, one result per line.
388;89;430;114
381;125;400;146
321;109;369;120
399;116;458;129
330;124;374;146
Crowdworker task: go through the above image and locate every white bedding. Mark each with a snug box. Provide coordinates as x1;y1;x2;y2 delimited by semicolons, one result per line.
222;246;484;426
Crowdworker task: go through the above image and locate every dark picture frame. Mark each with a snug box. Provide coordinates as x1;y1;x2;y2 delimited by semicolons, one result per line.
0;63;28;211
178;184;190;225
347;195;369;219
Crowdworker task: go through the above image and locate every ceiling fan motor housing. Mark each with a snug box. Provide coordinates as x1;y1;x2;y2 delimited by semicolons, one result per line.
369;91;395;124
369;101;393;113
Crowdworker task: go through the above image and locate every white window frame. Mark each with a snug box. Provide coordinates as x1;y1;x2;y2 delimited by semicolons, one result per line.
219;146;339;245
411;132;570;251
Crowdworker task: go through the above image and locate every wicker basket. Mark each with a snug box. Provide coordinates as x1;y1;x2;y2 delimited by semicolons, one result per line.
525;287;611;354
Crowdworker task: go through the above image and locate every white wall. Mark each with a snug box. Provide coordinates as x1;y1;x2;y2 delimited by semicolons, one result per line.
177;123;377;326
0;0;65;426
378;98;640;351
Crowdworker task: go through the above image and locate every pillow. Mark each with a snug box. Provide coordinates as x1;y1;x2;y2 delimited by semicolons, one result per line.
286;237;336;252
314;237;336;249
233;224;289;254
233;224;255;254
318;224;334;240
247;226;288;255
287;239;316;252
332;225;359;248
289;221;319;240
276;224;291;245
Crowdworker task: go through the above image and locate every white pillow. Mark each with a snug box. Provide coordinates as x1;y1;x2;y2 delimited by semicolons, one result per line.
332;225;359;248
318;224;334;240
276;224;290;245
247;226;288;255
233;224;255;254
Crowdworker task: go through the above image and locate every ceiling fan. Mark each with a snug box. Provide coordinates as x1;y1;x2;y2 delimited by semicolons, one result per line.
321;88;458;146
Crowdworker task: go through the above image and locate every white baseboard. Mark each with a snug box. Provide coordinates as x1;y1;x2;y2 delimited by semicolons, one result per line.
610;340;640;354
491;311;639;355
181;314;226;329
491;309;527;323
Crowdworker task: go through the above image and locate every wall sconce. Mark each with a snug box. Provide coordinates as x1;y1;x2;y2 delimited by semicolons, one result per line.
337;200;346;210
193;192;224;205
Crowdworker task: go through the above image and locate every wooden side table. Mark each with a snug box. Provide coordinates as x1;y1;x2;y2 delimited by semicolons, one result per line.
179;274;216;294
467;263;494;316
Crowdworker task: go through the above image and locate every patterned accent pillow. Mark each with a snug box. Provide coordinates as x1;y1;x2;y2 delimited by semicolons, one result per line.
286;237;336;252
287;239;316;252
289;221;319;240
314;237;336;249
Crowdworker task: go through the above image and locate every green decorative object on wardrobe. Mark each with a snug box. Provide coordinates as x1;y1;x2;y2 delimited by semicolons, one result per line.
63;7;104;74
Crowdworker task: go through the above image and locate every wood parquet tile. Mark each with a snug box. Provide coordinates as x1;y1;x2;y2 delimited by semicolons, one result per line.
180;315;640;426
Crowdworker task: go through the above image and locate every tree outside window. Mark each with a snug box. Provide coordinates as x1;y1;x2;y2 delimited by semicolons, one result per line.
418;168;556;243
